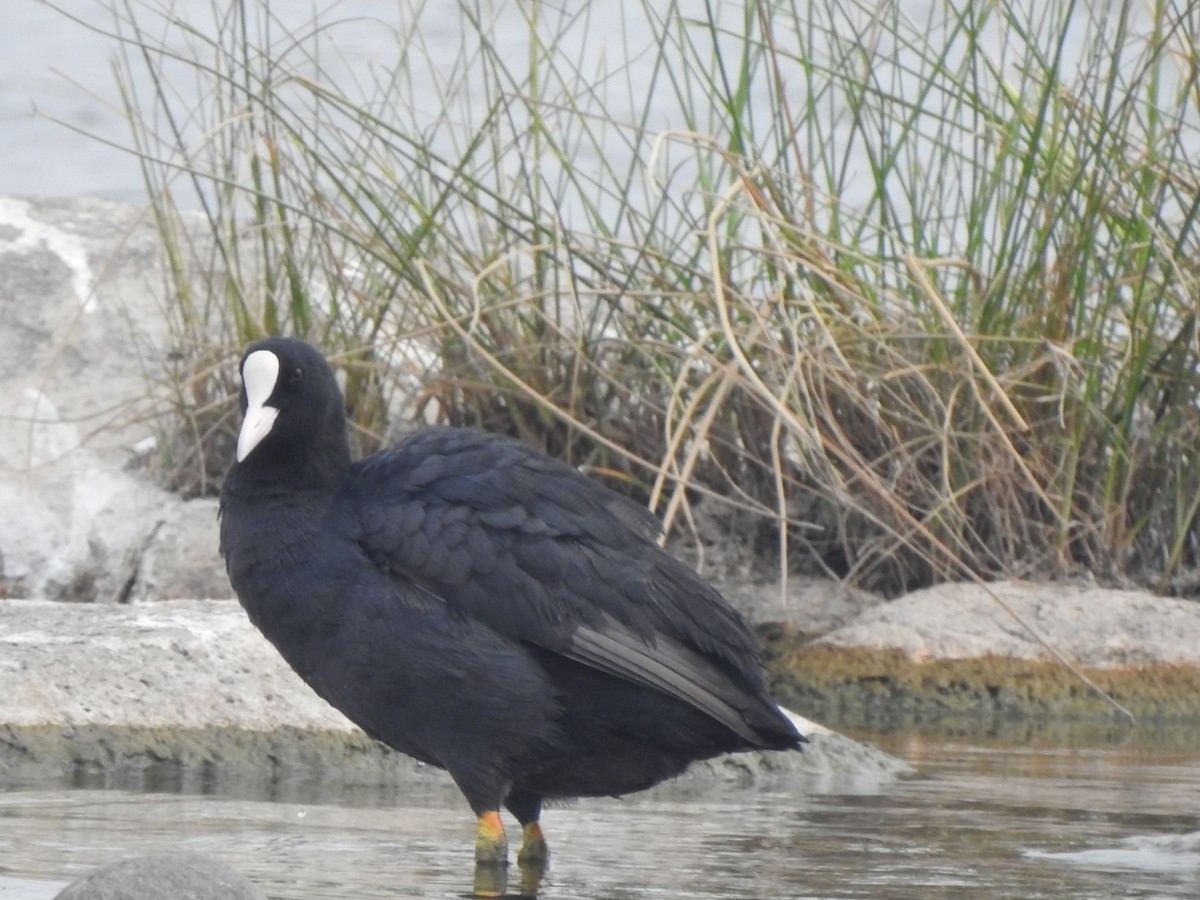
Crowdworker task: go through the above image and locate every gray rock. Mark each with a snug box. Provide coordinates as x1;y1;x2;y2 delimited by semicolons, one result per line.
0;598;906;784
0;599;352;733
54;854;264;900
720;575;884;633
128;499;231;602
0;194;228;603
687;708;914;784
817;580;1200;668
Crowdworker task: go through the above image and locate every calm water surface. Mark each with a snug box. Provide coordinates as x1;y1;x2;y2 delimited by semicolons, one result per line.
2;726;1198;899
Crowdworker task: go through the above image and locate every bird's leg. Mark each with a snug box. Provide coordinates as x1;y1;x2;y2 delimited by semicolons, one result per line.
516;820;549;867
504;790;549;868
474;810;509;867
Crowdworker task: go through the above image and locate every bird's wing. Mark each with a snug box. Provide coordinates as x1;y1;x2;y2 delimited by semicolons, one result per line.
569;617;770;742
346;428;770;735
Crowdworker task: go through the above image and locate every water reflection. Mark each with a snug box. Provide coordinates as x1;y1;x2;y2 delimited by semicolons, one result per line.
473;860;543;898
4;724;1200;900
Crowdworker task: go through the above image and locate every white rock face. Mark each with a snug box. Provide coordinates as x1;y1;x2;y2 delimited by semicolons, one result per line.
0;195;228;602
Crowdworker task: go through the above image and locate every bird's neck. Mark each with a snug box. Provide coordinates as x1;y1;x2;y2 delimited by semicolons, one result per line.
226;428;352;497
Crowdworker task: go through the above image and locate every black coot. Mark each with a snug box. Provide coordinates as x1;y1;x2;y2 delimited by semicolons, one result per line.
219;337;803;868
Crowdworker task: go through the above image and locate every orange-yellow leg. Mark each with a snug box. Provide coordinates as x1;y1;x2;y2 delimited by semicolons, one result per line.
516;821;549;868
475;811;509;867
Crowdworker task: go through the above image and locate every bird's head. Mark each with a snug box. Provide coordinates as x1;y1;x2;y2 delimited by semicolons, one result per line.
234;337;349;471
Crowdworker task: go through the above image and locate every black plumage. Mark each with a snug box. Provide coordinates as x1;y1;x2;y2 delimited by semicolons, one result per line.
219;337;803;868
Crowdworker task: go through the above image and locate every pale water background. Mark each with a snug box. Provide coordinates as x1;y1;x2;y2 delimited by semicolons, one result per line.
4;0;438;204
1;2;142;202
1;0;1156;210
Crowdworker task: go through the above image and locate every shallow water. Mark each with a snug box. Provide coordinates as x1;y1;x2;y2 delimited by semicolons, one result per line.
3;724;1199;899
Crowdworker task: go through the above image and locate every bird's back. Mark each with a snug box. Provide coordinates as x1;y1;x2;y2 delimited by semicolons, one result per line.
344;428;801;755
